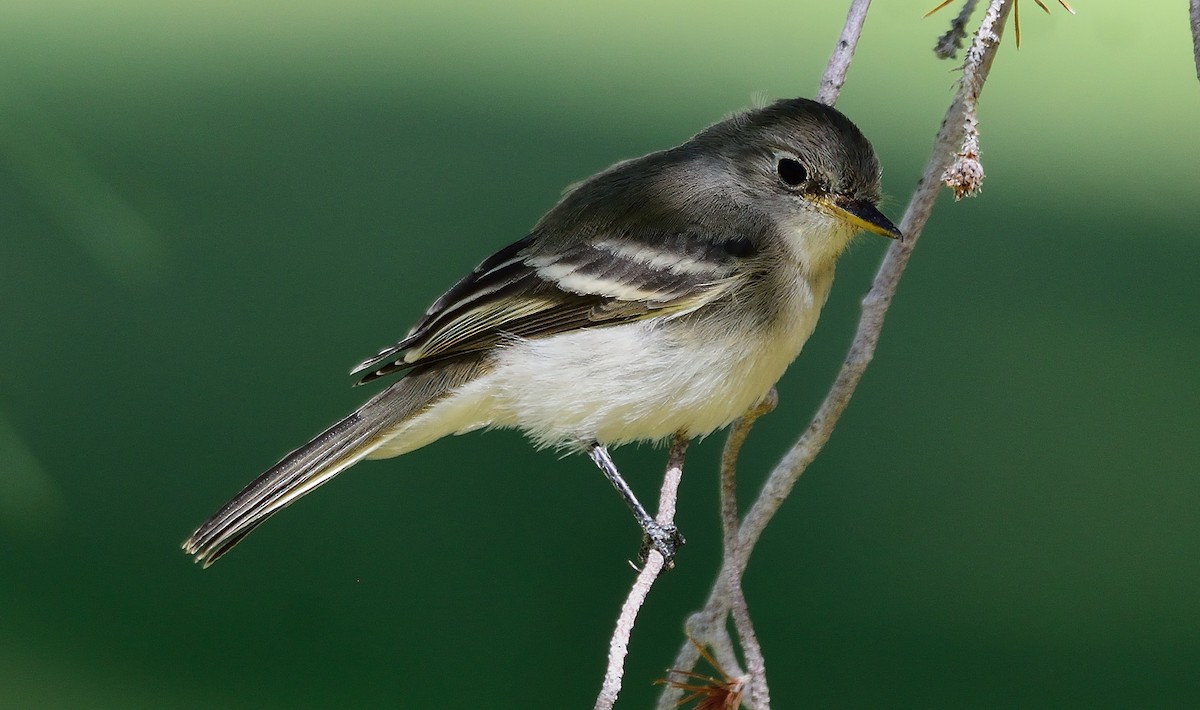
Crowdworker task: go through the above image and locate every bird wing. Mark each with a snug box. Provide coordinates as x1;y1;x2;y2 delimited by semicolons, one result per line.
350;230;748;383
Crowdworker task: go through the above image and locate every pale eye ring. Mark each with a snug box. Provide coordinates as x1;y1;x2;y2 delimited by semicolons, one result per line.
776;157;808;188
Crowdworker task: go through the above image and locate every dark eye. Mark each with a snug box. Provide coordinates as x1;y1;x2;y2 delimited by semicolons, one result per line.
776;158;808;187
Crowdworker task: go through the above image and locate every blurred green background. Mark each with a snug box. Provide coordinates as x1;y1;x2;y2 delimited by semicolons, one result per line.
2;1;1197;707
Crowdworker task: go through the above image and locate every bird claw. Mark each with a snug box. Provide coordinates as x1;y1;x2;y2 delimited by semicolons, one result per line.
638;522;686;569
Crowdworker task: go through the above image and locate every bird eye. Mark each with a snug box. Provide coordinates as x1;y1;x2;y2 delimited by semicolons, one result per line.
776;158;808;188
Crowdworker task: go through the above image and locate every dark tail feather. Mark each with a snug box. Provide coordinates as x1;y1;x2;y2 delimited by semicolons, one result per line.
182;411;385;567
182;362;483;567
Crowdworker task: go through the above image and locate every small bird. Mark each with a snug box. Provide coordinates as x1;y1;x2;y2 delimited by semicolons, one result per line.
182;97;901;568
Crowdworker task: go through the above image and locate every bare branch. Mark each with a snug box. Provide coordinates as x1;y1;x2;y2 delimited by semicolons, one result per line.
705;623;743;681
719;391;778;709
817;0;875;105
593;435;688;710
942;0;1010;198
932;0;981;58
594;557;665;710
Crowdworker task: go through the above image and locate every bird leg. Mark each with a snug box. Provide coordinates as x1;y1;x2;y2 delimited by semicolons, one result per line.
588;443;685;568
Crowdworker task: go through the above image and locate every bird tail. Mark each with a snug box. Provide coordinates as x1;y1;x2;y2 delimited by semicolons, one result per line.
182;361;483;567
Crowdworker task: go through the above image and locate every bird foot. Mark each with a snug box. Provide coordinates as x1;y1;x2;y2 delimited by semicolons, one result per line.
638;522;685;569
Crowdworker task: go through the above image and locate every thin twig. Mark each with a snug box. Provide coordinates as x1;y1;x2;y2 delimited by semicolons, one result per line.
719;391;778;709
932;0;981;58
593;435;688;710
1191;0;1200;83
657;3;1014;706
942;0;1010;198
816;0;875;105
705;623;742;680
